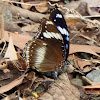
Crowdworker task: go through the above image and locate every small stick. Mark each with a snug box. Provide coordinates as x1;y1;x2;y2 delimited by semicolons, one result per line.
2;0;47;6
0;1;8;44
82;76;92;85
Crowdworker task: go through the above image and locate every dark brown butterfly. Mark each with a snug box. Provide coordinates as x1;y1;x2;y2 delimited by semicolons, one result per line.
23;8;69;76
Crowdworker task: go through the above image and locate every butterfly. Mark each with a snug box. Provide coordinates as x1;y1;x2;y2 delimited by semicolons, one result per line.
23;8;69;77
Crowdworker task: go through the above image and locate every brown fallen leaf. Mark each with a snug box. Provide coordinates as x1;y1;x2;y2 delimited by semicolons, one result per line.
82;76;100;94
88;6;100;16
12;53;27;71
77;60;91;70
35;1;48;13
18;72;36;96
68;54;92;70
75;2;89;16
70;44;100;57
39;73;80;100
0;74;25;94
8;5;48;23
21;24;39;32
82;83;100;94
4;35;18;60
3;30;32;49
21;0;32;10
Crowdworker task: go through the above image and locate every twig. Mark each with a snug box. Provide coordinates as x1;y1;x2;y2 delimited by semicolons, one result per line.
0;1;8;41
0;41;6;55
0;1;8;55
80;34;100;46
2;0;48;6
70;32;80;41
8;5;48;23
82;76;92;85
84;15;100;18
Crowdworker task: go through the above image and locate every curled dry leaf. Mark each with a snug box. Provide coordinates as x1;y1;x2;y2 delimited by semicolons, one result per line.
35;1;49;13
17;72;36;97
68;54;92;72
12;53;27;71
21;0;32;10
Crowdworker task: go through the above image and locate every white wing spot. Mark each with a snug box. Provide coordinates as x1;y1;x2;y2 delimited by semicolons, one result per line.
63;28;69;36
48;32;54;38
66;36;69;41
57;26;69;36
57;26;64;34
56;33;63;40
43;31;63;40
56;14;62;18
43;32;51;38
65;44;68;49
42;42;47;46
40;37;43;39
52;32;59;40
45;26;47;28
46;21;54;25
54;19;56;22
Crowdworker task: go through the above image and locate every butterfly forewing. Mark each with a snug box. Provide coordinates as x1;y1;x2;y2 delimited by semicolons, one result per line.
50;8;69;61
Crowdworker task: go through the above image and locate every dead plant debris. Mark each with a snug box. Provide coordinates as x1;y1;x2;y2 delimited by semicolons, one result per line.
0;0;100;100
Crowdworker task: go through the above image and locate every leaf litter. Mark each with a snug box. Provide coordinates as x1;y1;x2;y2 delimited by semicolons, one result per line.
0;0;100;100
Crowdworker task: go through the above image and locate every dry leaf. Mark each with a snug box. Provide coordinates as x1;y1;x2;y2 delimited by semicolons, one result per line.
0;74;25;94
88;6;100;16
4;30;32;49
68;54;91;70
70;44;100;57
35;1;48;13
39;73;80;100
77;60;91;70
21;24;39;32
4;35;18;60
12;53;27;71
65;18;84;27
83;83;100;94
21;0;32;10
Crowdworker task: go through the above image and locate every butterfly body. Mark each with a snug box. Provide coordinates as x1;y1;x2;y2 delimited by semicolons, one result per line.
23;8;69;73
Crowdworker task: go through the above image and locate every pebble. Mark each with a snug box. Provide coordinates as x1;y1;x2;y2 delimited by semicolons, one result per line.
86;69;100;82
